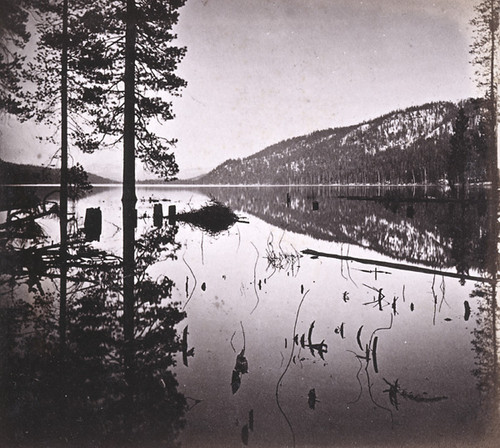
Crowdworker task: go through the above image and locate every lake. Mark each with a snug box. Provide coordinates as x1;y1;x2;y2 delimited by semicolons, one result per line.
0;184;498;448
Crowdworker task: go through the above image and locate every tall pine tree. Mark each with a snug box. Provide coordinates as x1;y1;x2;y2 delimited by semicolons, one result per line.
0;0;31;113
470;0;499;412
470;0;499;187
64;0;187;368
21;0;186;342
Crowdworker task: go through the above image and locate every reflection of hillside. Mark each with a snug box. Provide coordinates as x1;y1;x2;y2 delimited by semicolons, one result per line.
195;186;490;271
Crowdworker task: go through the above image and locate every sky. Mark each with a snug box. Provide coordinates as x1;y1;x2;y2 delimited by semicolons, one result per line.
0;0;481;181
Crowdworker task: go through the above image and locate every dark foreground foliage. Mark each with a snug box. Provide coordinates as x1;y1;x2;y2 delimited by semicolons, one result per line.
0;218;189;447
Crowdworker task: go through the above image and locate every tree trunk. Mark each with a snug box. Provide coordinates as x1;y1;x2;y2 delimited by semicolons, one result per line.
488;187;498;412
123;0;137;365
489;0;498;190
59;0;68;349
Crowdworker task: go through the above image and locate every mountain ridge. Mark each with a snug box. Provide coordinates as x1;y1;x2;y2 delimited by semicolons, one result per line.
193;98;486;185
0;159;118;185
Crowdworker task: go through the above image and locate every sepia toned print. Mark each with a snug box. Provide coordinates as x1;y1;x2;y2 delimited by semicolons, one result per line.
0;1;498;447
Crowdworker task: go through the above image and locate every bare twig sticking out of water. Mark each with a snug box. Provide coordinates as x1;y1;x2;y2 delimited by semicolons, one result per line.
372;336;379;373
366;362;394;427
391;296;399;316
345;245;358;288
356;325;364;351
275;289;310;448
431;274;438;326
104;219;121;238
439;276;448;312
367;314;393;375
369;314;394;348
182;253;197;311
236;225;241;253
290;243;301;275
250;242;260;314
265;233;277;280
265;232;301;278
382;378;448;407
278;231;285;256
240;321;246;352
363;284;388;310
346;314;395;423
230;331;237;353
200;233;204;265
340;245;348;281
231;321;249;395
347;353;364;405
185;396;203;411
229;323;246;362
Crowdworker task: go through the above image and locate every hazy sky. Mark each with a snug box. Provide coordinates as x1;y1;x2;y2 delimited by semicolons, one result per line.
0;0;480;180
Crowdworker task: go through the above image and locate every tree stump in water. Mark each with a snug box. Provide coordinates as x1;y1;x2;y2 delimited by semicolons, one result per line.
84;207;102;241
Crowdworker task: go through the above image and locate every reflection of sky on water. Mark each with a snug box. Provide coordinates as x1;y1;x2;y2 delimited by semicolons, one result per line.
8;185;495;447
166;214;481;447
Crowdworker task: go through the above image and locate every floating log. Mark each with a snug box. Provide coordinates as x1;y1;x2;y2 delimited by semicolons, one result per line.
301;249;489;284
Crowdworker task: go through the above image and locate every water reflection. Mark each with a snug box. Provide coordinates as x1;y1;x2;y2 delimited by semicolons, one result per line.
192;185;493;274
0;191;189;447
1;185;499;447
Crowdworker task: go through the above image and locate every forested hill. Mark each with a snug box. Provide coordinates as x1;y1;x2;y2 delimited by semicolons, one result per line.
0;159;117;184
196;99;487;185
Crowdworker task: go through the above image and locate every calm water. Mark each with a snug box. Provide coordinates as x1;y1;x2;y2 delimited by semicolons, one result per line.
1;185;498;447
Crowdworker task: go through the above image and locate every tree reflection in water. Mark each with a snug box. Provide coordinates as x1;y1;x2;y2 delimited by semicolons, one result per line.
193;185;492;275
468;190;499;437
1;215;188;447
1;185;499;447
